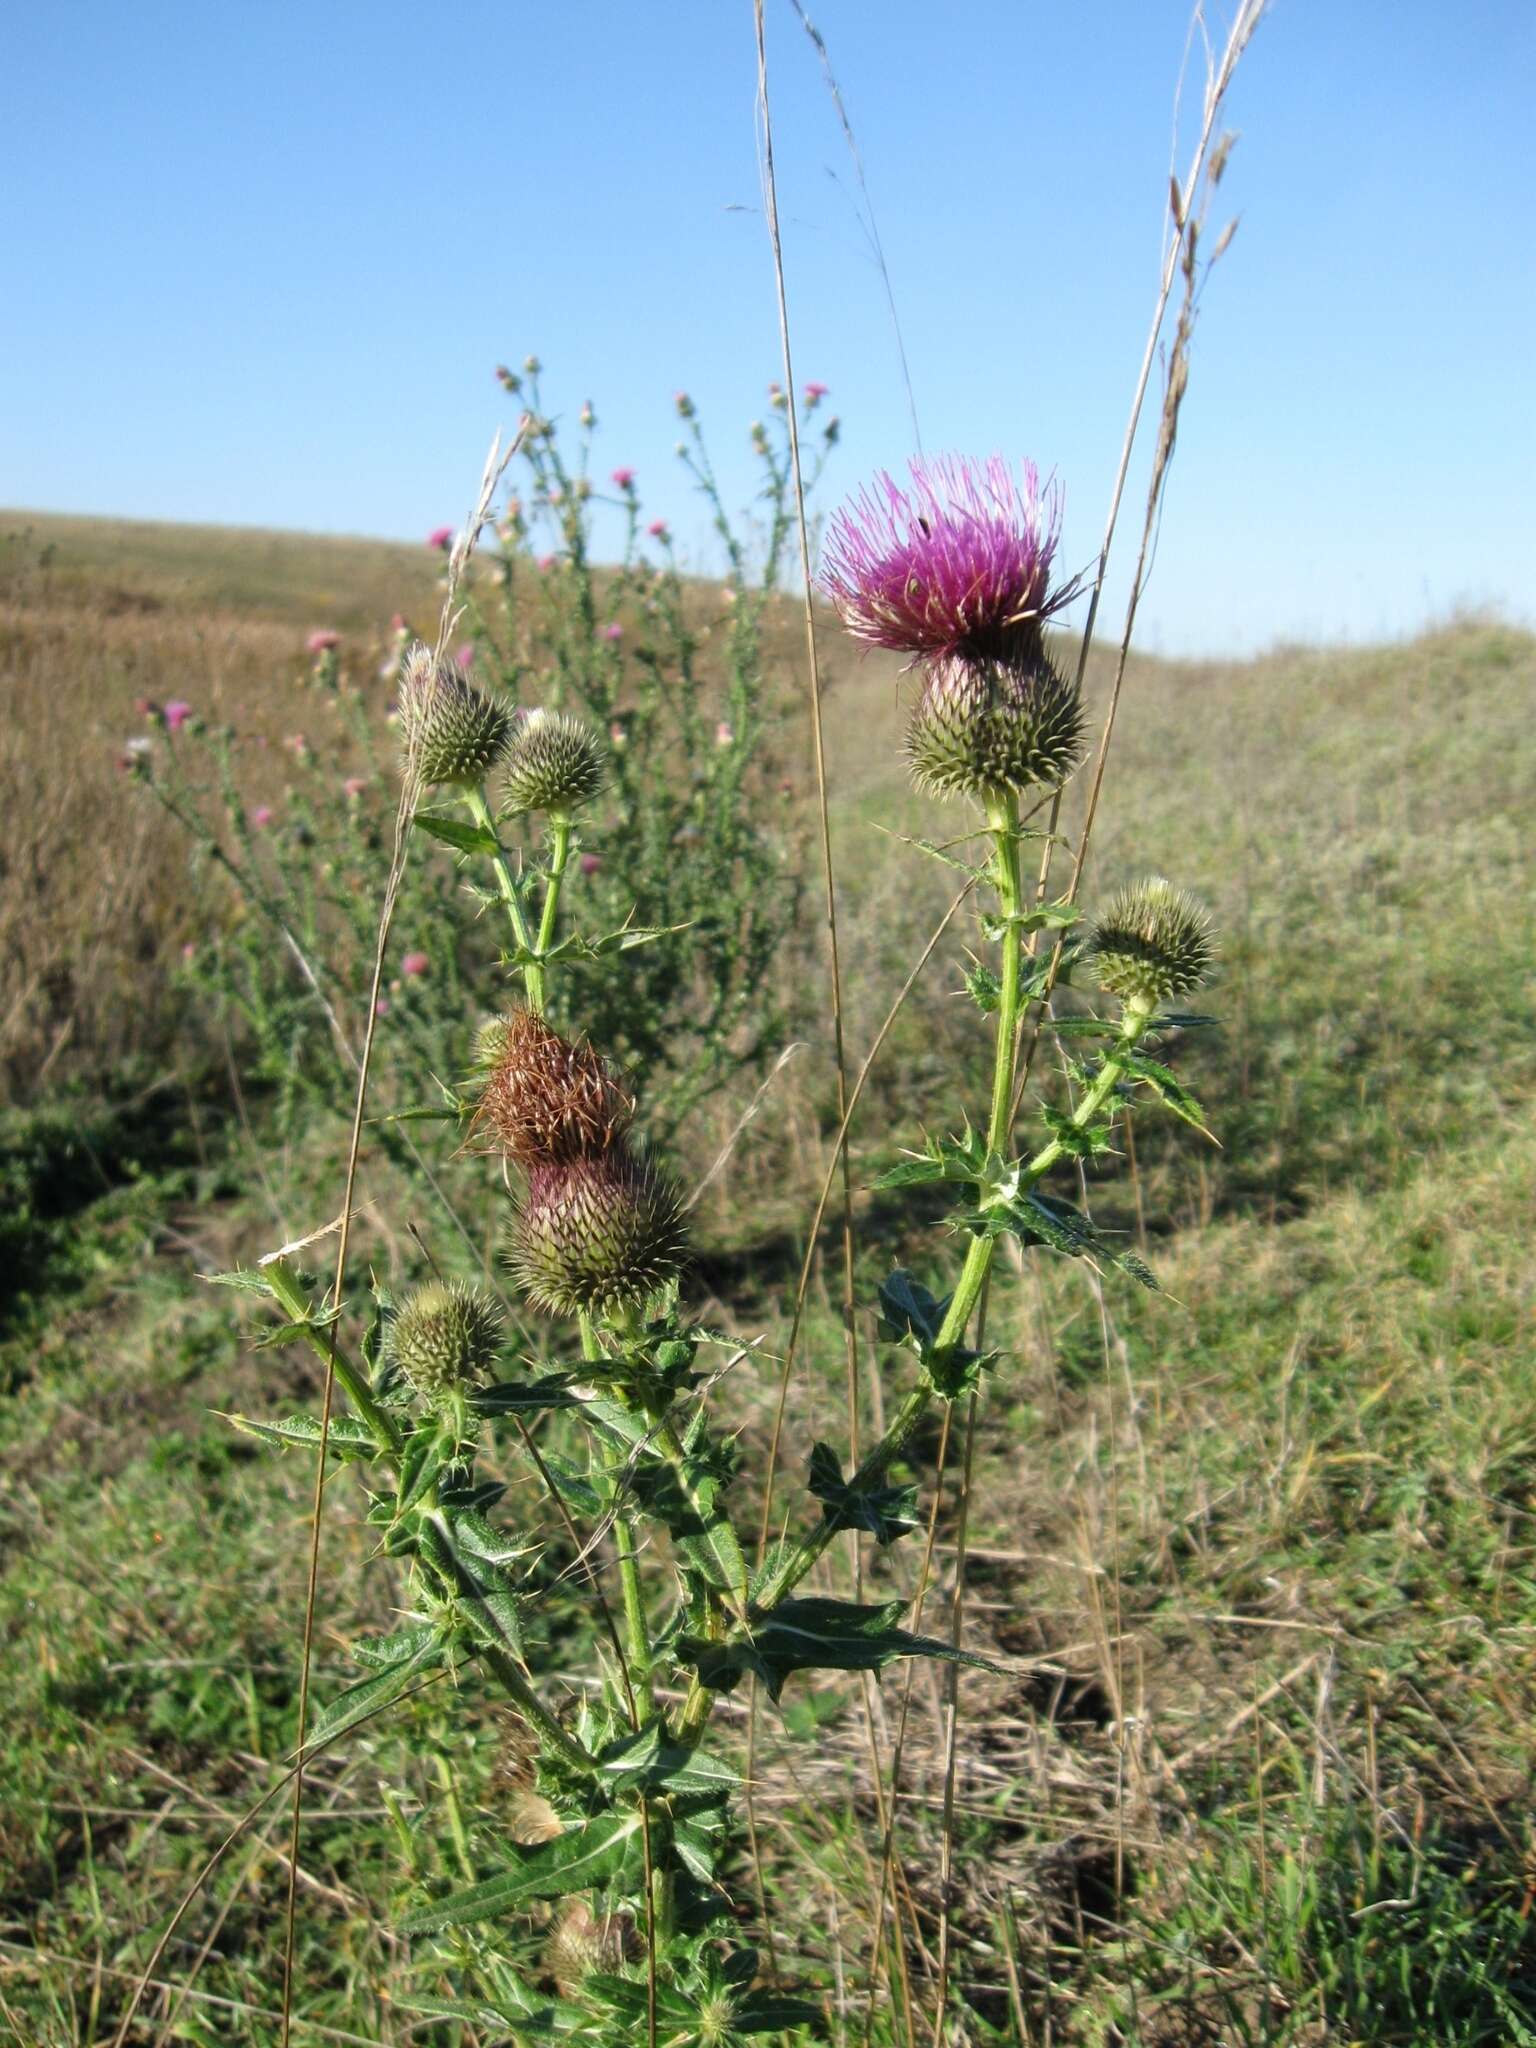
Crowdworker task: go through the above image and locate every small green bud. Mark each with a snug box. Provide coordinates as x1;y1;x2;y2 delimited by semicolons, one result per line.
501;710;606;816
397;644;512;788
907;648;1085;801
385;1280;503;1399
510;1155;686;1318
1089;877;1216;1008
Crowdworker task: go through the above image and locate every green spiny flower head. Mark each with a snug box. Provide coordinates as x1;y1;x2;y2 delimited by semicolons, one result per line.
510;1153;686;1317
501;708;606;816
385;1279;504;1399
1089;876;1216;1010
906;647;1085;801
397;643;512;788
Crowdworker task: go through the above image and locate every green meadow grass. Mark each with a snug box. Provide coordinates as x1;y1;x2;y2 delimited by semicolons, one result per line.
2;516;1534;2043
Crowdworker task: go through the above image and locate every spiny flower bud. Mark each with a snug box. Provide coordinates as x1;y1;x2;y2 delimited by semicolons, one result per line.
510;1154;686;1317
397;644;512;788
544;1903;638;1997
501;709;606;816
906;649;1085;800
1089;877;1216;1009
385;1280;503;1399
473;1007;632;1165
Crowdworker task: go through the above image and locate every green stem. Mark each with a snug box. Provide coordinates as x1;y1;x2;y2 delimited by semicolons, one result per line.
534;815;572;966
754;798;1151;1615
264;1259;402;1458
461;785;543;1010
579;1314;653;1703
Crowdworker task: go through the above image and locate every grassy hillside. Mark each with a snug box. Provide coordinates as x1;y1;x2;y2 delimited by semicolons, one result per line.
2;514;1535;2044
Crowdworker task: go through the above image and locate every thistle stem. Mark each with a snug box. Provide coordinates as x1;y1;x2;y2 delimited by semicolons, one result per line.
461;785;544;1010
535;815;572;963
263;1259;402;1458
579;1312;653;1702
753;796;1151;1615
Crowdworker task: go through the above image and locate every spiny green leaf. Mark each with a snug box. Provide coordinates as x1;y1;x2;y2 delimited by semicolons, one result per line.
200;1266;274;1295
807;1443;919;1547
410;811;501;857
398;1812;646;1929
680;1596;1003;1702
310;1627;451;1745
1124;1050;1216;1137
221;1411;380;1459
596;1720;740;1795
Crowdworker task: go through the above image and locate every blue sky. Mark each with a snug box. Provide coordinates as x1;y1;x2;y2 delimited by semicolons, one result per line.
5;1;1532;654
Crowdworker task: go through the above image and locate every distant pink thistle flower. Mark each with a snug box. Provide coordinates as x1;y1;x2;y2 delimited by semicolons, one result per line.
401;950;429;978
390;613;407;633
455;642;476;669
284;733;309;756
715;720;734;747
250;804;274;828
579;852;602;876
426;526;454;551
306;629;340;654
135;696;158;719
803;381;830;402
375;997;390;1017
181;942;196;961
602;623;623;643
343;776;367;799
647;519;669;540
821;455;1066;661
611;467;636;490
536;553;557;572
164;699;193;731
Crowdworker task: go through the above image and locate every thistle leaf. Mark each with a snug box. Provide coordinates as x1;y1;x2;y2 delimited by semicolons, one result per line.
221;1411;380;1459
398;1812;647;1929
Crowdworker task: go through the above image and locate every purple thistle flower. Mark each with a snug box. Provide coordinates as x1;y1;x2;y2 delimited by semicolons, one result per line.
163;698;193;731
821;455;1066;661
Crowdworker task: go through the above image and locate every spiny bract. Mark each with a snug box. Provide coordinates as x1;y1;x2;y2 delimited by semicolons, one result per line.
906;649;1086;800
385;1279;504;1398
502;709;606;816
1089;876;1216;1007
510;1154;686;1316
397;643;512;788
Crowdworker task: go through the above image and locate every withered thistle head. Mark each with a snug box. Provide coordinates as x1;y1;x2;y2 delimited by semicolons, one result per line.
474;1007;632;1165
385;1280;503;1399
907;648;1085;801
502;709;606;816
397;643;512;788
544;1903;638;1997
509;1153;687;1317
1089;877;1215;1009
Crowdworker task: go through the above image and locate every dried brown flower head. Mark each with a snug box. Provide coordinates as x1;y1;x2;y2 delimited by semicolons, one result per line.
473;1007;633;1166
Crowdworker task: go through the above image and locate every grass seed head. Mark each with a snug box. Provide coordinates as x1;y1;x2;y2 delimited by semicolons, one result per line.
502;709;606;816
474;1007;633;1165
510;1152;686;1317
1089;876;1216;1008
397;642;512;788
906;647;1085;801
385;1280;503;1399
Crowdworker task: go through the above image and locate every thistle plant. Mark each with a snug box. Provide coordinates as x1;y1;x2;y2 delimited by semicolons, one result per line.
213;443;1221;2041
